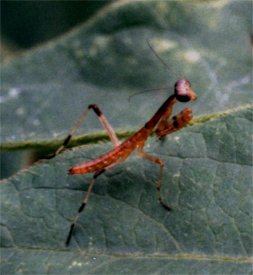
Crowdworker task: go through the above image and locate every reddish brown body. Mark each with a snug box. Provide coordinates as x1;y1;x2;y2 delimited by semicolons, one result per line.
68;81;196;176
68;128;150;174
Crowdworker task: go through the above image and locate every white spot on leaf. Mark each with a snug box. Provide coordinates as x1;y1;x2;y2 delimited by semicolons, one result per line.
16;107;26;116
183;50;201;63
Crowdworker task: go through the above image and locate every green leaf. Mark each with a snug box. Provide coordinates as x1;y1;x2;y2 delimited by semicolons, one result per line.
1;0;252;274
1;105;252;273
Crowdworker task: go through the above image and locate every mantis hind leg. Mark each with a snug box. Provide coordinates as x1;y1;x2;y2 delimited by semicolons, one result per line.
47;104;120;159
65;168;105;246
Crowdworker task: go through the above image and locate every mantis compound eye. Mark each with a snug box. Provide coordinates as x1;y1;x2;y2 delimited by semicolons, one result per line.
174;79;197;102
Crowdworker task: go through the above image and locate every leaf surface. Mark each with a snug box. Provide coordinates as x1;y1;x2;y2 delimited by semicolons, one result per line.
1;106;252;273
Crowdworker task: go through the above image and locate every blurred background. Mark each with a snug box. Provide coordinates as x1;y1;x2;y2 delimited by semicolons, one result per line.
1;0;112;178
1;1;111;61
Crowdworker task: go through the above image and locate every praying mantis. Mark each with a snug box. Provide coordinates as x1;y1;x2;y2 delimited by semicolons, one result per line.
52;43;197;246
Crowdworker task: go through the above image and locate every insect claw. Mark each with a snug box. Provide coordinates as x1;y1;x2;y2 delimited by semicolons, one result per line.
159;198;172;211
65;223;75;246
162;204;172;212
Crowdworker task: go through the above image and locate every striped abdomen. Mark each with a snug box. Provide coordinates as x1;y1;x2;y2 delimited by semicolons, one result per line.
68;127;150;175
68;145;123;174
